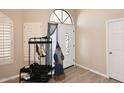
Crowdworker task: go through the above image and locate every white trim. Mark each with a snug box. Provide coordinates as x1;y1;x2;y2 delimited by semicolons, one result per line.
0;75;19;83
76;63;109;78
106;18;124;23
76;63;90;70
105;20;109;77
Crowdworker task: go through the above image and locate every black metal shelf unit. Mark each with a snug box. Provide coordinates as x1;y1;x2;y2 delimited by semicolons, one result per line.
19;36;52;83
28;36;52;65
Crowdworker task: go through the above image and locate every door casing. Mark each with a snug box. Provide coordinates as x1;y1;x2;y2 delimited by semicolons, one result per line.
106;18;124;80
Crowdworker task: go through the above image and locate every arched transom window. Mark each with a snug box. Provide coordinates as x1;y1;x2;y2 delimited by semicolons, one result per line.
50;9;72;24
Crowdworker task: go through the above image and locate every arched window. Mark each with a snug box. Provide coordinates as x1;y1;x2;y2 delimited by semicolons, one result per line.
50;9;73;24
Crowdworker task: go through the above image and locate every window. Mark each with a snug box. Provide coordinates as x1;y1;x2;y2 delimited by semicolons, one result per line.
50;9;72;24
0;12;13;65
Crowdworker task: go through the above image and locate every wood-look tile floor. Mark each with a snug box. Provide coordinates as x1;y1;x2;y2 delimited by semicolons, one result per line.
4;66;120;83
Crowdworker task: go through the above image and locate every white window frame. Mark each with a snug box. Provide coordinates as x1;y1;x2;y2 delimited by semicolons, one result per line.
50;9;73;24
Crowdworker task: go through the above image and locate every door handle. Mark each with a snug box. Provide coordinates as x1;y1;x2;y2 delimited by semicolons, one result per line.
109;52;112;54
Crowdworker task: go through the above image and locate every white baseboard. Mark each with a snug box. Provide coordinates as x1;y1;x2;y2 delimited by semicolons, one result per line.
76;63;109;78
0;75;19;83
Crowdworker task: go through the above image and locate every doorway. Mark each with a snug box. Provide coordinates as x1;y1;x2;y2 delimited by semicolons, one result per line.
49;9;75;68
48;23;75;68
106;18;124;82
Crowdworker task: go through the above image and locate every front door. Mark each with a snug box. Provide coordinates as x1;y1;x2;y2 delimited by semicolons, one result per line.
58;24;75;68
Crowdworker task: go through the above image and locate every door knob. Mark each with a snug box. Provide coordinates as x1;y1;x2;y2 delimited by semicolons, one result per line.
109;52;112;54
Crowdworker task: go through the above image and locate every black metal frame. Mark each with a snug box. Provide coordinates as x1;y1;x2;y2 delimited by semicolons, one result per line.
28;37;52;66
19;36;52;83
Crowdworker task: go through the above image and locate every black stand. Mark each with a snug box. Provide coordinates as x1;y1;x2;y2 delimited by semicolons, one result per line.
19;36;52;83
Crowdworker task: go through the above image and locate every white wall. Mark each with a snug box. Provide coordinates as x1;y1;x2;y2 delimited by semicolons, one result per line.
76;9;124;75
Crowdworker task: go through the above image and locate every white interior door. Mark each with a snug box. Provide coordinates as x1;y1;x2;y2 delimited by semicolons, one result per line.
108;19;124;82
58;24;75;68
